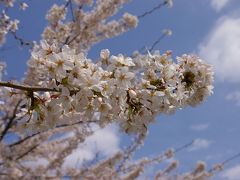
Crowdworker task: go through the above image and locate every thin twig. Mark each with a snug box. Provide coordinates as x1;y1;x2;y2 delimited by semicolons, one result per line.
64;0;71;8
121;140;195;173
9;132;40;147
208;152;240;174
148;34;166;53
9;120;97;147
66;25;88;45
222;152;240;165
16;144;40;160
138;1;167;19
0;100;22;141
174;140;195;153
11;31;34;48
117;133;145;172
138;30;171;54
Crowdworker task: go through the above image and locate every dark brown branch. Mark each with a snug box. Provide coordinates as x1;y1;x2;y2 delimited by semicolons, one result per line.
9;132;40;147
0;173;8;176
16;144;40;160
0;81;59;92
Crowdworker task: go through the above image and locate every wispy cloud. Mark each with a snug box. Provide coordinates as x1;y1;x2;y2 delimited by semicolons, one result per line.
22;125;120;170
188;138;212;151
226;91;240;106
63;125;120;168
190;124;209;131
220;165;240;180
210;0;230;12
198;15;240;82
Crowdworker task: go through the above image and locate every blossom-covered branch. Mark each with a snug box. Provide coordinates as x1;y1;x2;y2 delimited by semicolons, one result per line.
1;41;214;135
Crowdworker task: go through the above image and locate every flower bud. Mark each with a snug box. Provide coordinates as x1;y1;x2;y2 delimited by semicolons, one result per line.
129;89;137;98
100;49;110;60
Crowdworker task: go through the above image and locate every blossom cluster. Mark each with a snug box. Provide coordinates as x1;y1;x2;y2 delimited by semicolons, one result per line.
14;40;213;134
42;1;138;53
0;62;6;80
0;1;28;45
0;11;19;45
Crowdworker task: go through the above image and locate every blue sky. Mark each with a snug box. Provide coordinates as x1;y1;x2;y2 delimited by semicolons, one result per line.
1;0;240;179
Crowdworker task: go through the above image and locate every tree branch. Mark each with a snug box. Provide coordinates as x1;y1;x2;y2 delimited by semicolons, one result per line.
0;81;58;92
16;144;40;160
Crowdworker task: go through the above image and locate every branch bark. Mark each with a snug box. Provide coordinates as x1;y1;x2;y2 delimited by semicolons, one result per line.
0;81;58;92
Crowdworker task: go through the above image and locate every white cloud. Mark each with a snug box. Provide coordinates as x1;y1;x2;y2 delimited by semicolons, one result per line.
221;165;240;180
198;15;240;82
22;125;120;170
190;124;209;131
22;158;49;169
226;91;240;105
188;138;211;151
210;0;230;12
63;125;120;168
